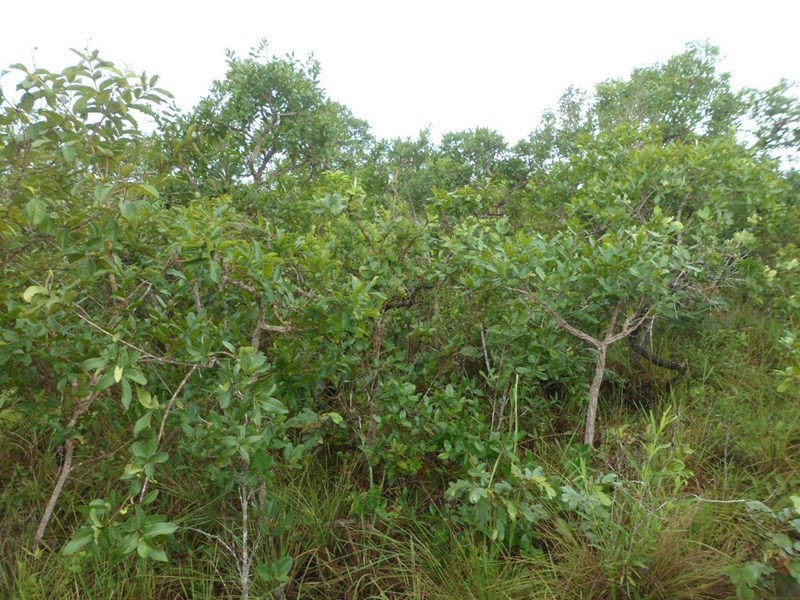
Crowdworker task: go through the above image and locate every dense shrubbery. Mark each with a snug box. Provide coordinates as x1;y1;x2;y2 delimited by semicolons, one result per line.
1;42;799;599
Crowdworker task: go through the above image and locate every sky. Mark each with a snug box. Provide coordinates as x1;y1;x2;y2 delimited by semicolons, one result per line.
1;1;798;144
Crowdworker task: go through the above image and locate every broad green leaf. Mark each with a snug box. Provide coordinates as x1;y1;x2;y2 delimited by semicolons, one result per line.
255;564;272;581
595;490;613;507
62;527;94;555
148;547;168;562
141;521;178;539
136;183;160;198
94;183;113;206
151;451;169;464
136;538;153;559
81;357;108;372
124;368;147;385
771;532;793;552
322;411;343;425
134;411;152;436
97;369;118;391
141;490;159;505
209;260;221;284
137;388;158;409
26;198;47;225
62;143;77;163
118;533;139;556
260;397;288;415
22;285;48;303
274;555;293;579
131;435;157;459
120;378;132;409
20;92;35;112
468;487;488;504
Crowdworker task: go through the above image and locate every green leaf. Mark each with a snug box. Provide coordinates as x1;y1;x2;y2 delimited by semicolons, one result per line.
771;532;793;552
81;357;108;372
94;183;113;206
118;533;139;556
134;411;152;436
468;487;488;504
274;555;293;579
26;198;47;225
120;201;139;222
124;368;147;385
120;378;132;410
148;546;168;562
741;561;769;586
131;436;157;459
209;260;221;284
136;388;158;410
595;490;613;507
322;411;343;425
136;538;153;559
135;183;160;198
745;501;771;513
131;441;149;459
20;92;35;113
141;521;178;539
62;527;94;555
22;285;48;303
141;490;159;505
260;397;288;415
62;143;77;163
97;369;118;391
151;451;169;464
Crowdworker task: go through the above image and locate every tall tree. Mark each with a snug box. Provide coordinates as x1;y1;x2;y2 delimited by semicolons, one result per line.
181;41;372;194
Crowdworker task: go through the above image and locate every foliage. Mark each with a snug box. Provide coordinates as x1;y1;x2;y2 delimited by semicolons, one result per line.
177;40;372;195
1;40;799;599
729;496;800;599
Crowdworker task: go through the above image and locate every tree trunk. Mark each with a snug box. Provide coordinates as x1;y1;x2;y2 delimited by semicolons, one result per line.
34;438;75;547
584;345;607;447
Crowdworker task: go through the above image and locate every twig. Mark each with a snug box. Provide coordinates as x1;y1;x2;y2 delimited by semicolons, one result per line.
73;304;197;367
479;322;492;374
184;526;236;557
689;495;751;504
137;365;199;502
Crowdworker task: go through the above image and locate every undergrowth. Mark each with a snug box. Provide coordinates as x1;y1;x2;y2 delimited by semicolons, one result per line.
2;308;797;599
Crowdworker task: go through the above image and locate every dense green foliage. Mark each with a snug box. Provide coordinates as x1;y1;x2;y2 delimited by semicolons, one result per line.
1;42;799;599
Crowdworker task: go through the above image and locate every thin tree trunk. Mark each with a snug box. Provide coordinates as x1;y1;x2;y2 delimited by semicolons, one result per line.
34;388;99;547
584;345;607;447
240;485;251;600
34;438;75;547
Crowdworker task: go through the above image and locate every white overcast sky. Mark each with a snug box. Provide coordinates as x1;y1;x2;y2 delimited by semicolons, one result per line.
1;1;798;144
